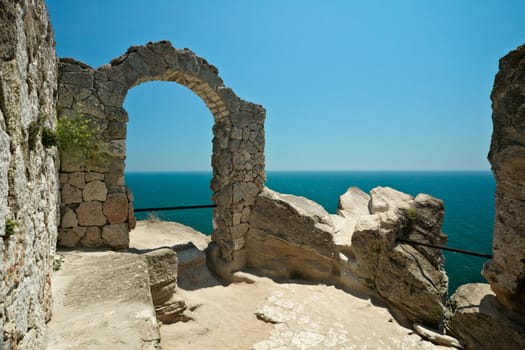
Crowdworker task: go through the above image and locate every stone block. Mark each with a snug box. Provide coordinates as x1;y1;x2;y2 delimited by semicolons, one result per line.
102;223;129;249
60;71;93;89
85;172;104;182
105;121;126;139
144;248;178;305
103;193;129;224
79;226;104;248
58;226;86;248
61;207;78;228
82;180;107;201
97;80;127;107
67;172;86;189
77;201;106;226
61;184;82;204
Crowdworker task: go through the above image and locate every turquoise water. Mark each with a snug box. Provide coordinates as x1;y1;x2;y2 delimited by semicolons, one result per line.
125;171;495;293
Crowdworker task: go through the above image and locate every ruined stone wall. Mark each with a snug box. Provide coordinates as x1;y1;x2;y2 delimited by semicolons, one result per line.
0;0;59;348
57;41;266;262
483;44;525;314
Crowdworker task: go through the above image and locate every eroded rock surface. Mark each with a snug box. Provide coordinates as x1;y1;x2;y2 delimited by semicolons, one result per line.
0;0;59;348
244;187;337;281
445;283;525;350
244;186;448;326
347;187;448;326
483;43;525;314
253;283;450;350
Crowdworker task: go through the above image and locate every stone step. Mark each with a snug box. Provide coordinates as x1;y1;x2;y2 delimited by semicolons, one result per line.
45;250;161;350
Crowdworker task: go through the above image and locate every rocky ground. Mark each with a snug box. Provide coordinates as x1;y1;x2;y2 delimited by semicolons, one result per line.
47;221;452;349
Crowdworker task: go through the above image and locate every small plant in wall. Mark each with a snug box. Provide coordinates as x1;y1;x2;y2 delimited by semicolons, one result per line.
28;112;57;150
57;112;112;169
41;126;58;148
3;219;19;237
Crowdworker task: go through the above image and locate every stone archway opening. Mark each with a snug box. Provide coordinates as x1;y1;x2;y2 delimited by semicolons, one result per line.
57;41;266;265
123;80;215;234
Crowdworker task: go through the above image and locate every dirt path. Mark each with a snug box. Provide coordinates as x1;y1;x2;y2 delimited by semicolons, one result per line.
132;221;449;350
46;221;452;349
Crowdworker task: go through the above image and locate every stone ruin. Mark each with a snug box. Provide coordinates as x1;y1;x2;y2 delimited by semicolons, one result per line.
54;39;525;338
57;41;266;262
0;0;58;348
56;41;450;327
1;0;525;347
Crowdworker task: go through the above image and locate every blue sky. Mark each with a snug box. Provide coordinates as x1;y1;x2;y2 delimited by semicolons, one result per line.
46;0;525;171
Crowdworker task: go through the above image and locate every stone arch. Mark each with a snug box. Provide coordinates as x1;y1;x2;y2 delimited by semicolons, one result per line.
57;41;266;262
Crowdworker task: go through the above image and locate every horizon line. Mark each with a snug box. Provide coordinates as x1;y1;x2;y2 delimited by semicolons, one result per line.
125;169;493;173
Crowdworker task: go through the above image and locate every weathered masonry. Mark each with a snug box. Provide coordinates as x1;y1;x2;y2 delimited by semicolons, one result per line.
57;41;266;262
0;0;59;348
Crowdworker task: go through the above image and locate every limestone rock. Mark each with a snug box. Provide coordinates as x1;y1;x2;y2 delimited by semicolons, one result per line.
248;187;336;257
350;187;448;326
0;1;58;347
330;214;355;248
244;187;336;280
412;323;463;349
337;186;370;219
174;243;206;274
369;186;413;214
155;296;189;324
76;201;106;226
82;180;107;201
144;248;178;305
143;248;194;324
103;193;129;224
445;283;525;350
333;187;370;251
245;228;335;281
483;44;525;314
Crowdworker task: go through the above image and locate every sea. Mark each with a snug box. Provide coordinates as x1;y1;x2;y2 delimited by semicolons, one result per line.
125;170;495;294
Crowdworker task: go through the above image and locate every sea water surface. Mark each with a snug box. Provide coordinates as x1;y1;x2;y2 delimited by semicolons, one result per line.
126;171;495;293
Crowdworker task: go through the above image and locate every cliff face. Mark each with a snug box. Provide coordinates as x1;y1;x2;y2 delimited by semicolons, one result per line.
483;44;525;314
0;0;58;348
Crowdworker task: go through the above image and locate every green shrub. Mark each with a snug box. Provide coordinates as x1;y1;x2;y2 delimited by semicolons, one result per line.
53;255;64;271
57;113;111;169
406;207;417;223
